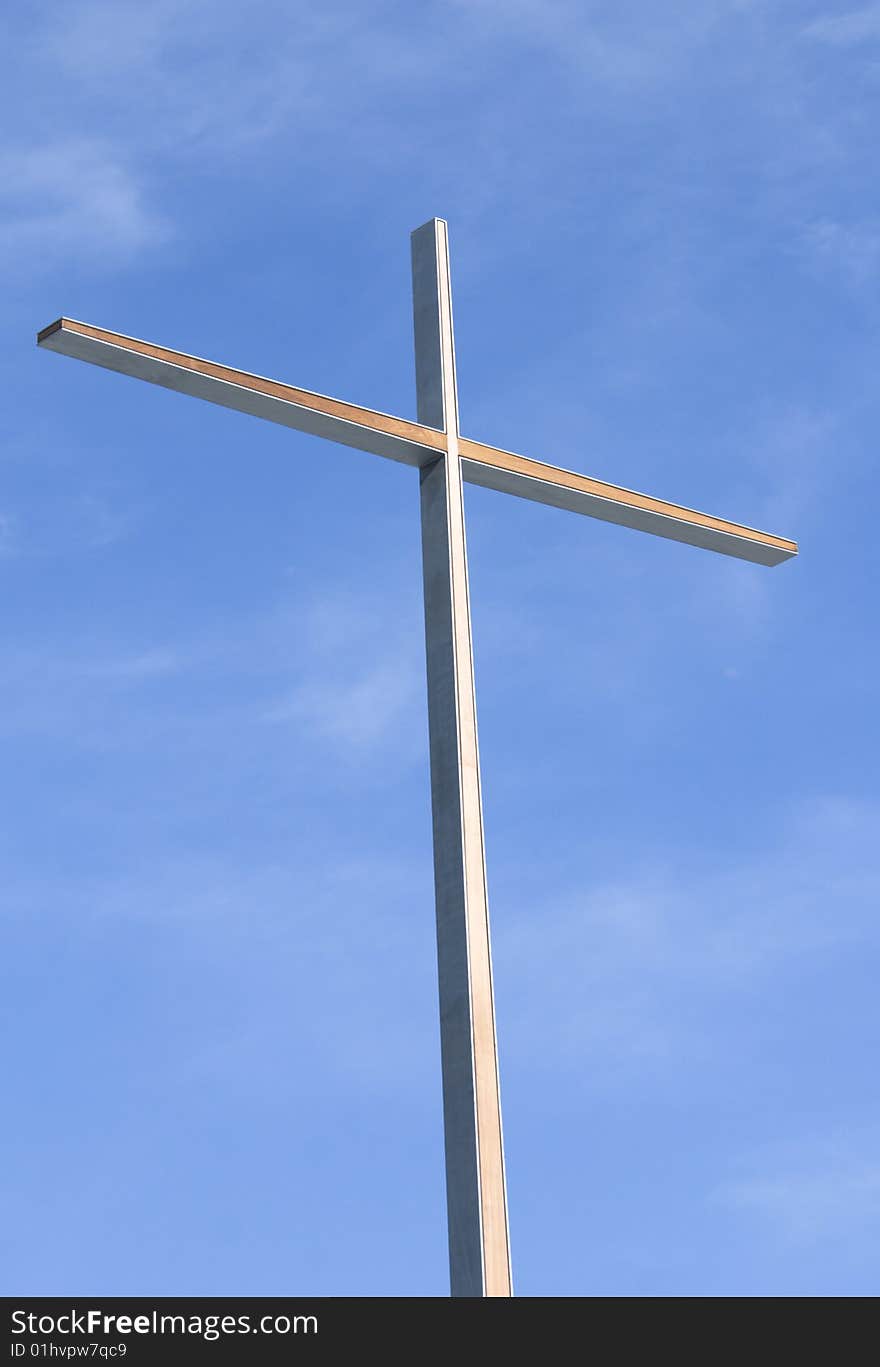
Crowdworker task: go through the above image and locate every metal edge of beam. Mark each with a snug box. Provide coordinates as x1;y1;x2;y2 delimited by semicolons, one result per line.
460;456;797;567
37;321;437;471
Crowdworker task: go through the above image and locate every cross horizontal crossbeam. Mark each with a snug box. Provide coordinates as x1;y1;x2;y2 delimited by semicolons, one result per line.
37;317;797;567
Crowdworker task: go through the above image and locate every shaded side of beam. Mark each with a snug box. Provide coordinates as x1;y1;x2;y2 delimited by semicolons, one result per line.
37;318;443;469
459;439;798;567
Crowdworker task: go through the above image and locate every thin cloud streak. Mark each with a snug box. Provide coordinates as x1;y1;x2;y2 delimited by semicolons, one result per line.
495;796;880;1072
715;1129;880;1244
0;139;171;272
800;218;880;286
803;5;880;46
0;582;425;768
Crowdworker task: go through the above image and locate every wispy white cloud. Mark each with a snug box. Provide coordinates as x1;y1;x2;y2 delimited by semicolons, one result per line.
715;1129;880;1243
261;588;424;758
88;649;181;681
45;0;179;78
0;138;171;273
0;642;185;742
449;0;770;86
0;581;424;769
449;0;670;88
66;491;139;550
4;0;861;281
718;401;835;552
800;217;880;286
803;5;880;46
3;847;436;1097
496;795;880;1072
266;654;420;752
0;483;142;561
41;2;356;155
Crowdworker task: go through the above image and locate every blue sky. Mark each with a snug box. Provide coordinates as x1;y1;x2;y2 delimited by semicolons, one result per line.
2;1;878;1296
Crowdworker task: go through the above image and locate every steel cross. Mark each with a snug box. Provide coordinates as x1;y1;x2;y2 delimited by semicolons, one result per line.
37;218;797;1297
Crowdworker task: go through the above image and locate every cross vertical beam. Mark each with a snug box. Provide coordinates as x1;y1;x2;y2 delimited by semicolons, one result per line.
412;219;512;1298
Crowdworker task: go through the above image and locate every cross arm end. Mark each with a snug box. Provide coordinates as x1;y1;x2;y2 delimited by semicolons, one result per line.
37;318;67;345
